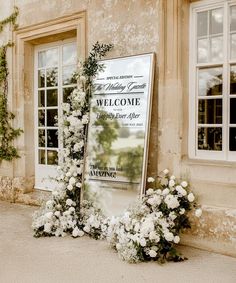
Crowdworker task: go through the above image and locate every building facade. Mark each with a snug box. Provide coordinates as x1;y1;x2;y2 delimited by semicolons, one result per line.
0;0;235;257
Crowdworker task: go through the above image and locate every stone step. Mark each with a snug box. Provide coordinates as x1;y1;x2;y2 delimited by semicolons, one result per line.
15;189;51;206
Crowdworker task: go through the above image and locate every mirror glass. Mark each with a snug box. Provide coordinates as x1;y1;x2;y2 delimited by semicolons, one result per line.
85;54;155;216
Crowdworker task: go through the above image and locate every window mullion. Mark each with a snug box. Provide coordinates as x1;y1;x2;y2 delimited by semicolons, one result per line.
223;2;229;160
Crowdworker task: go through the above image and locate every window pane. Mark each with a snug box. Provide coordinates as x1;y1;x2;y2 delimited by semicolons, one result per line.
198;38;208;63
63;87;76;103
46;68;58;87
230;6;236;31
38;129;45;147
38;90;45;107
63;44;77;65
38;150;45;164
230;128;236;151
230;34;236;59
210;36;223;62
47;109;58;127
198;99;222;124
198;67;222;96
230;98;236;124
210;8;223;35
62;65;77;85
38;110;45;126
47;130;58;148
230;65;236;94
47;150;58;165
197;11;208;37
47;89;58;106
38;52;46;68
198;127;222;151
38;70;45;88
39;48;58;68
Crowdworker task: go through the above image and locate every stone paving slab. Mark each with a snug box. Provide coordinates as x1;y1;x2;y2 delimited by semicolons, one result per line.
0;201;236;283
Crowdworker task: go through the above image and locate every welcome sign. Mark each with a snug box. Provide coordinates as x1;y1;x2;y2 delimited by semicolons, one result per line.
86;53;155;215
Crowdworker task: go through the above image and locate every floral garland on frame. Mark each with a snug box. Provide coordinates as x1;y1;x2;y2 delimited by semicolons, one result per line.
32;43;202;263
32;42;113;237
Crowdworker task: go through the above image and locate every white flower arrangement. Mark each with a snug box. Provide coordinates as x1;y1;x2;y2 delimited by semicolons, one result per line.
105;170;202;263
32;43;202;264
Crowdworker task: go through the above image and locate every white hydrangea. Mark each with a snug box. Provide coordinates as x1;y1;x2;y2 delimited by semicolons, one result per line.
164;195;180;209
169;179;175;187
149;250;157;258
181;181;188;188
163;169;169;175
187;193;195;202
66;199;73;206
195;208;202;217
147;177;155;183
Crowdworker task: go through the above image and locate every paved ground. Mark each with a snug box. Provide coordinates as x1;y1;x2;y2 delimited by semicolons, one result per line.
0;201;236;283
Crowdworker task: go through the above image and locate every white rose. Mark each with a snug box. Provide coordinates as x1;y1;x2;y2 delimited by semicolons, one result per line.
147;177;155;183
169;179;175;187
181;181;188;188
67;184;73;191
44;223;52;233
139;238;146;247
174;235;180;244
83;226;90;233
170;175;176;180
163;169;169;175
76;182;82;188
66;172;71;177
69;207;75;213
69;177;76;185
149;231;160;242
195;208;202;217
54;211;60;217
149;250;157;258
72;227;84;238
66;199;73;206
179;208;185;215
187;193;195;202
164;231;174;241
165;195;180;209
176;185;187;196
162;188;170;195
146;188;154;195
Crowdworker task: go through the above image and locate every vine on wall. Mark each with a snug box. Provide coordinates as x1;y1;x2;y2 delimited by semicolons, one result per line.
0;7;23;162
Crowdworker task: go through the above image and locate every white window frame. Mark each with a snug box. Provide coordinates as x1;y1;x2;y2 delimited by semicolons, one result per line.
34;38;77;190
189;0;236;161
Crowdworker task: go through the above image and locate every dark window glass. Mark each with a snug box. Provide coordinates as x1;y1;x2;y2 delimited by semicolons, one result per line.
198;127;222;151
47;130;58;148
38;150;45;164
198;99;222;124
47;150;58;165
47;89;58;106
38;129;45;147
229;127;236;151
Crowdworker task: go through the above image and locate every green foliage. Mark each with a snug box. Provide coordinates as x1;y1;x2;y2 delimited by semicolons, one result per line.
0;7;23;162
117;146;143;183
83;41;113;83
93;108;120;168
0;6;19;32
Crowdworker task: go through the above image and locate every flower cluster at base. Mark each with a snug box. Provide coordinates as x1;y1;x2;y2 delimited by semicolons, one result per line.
106;170;202;263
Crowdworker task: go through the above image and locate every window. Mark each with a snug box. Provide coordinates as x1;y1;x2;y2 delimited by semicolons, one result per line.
189;0;236;161
35;40;77;189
